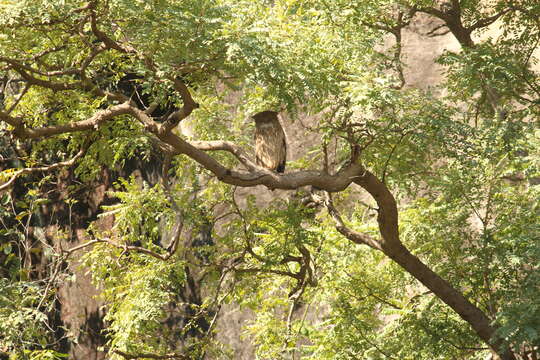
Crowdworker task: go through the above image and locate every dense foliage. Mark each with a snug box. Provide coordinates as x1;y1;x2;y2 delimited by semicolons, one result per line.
0;0;538;359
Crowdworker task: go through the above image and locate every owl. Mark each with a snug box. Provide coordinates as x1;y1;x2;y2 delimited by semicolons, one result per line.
252;111;287;173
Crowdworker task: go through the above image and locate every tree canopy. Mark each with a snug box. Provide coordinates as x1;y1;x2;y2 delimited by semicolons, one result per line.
0;1;539;360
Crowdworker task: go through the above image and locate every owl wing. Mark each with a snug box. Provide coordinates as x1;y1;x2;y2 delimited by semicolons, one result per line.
254;128;267;168
276;128;286;173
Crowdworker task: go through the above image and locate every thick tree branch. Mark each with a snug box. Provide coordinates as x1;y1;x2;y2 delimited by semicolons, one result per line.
413;4;517;122
166;135;362;190
161;78;200;132
88;2;135;54
417;4;513;47
469;9;512;32
0;111;24;129
118;104;364;191
2;102;132;139
3;99;361;191
416;5;473;47
416;5;446;20
347;168;515;360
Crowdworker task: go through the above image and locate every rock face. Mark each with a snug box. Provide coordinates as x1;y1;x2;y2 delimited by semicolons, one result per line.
402;14;461;90
43;171;116;360
58;260;107;360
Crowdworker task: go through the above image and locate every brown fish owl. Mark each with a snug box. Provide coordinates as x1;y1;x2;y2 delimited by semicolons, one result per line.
253;111;287;173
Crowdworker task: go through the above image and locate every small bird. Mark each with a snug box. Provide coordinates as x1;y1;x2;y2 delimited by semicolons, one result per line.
252;110;287;173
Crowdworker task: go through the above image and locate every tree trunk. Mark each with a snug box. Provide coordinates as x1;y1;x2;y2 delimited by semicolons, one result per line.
353;169;516;360
382;243;513;360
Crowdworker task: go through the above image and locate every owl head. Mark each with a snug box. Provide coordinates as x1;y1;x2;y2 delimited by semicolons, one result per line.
252;110;279;124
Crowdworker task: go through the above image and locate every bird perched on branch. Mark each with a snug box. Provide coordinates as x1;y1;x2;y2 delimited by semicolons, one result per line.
253;110;287;173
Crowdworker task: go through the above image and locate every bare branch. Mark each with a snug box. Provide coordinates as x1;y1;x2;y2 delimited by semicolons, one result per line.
235;267;301;279
204;270;237;338
31;45;67;61
113;350;190;360
0;55;96;90
16;68;81;91
469;8;512;32
63;239;102;256
322;193;382;251
0;143;90;192
6;82;30;114
161;155;185;254
0;51;103;78
390;13;406;89
425;23;451;37
79;44;108;78
64;228;182;262
154;124;366;191
88;2;135;54
1;59;126;101
3;96;364;193
360;9;413;89
190;140;259;171
3;102;132;139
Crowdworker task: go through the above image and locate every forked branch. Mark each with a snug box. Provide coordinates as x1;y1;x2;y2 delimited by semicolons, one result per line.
0;142;90;192
322;192;382;251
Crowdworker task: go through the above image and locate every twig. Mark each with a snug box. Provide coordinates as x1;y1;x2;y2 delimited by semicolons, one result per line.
0;142;90;192
190;140;259;172
63;235;181;262
161;153;184;254
113;350;190;360
37;256;64;311
425;23;451;37
6;82;30;114
322;192;382;251
205;270;237;337
381;131;408;183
